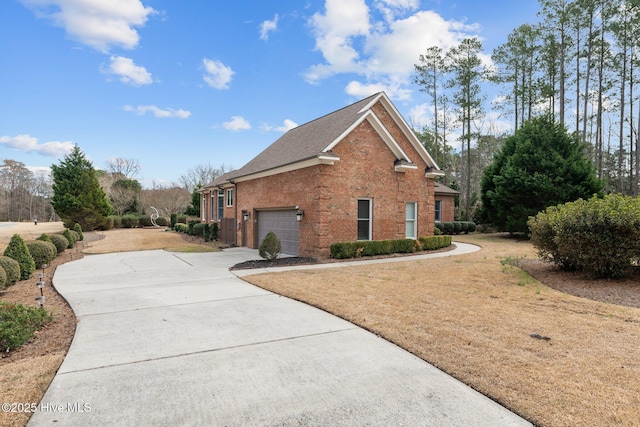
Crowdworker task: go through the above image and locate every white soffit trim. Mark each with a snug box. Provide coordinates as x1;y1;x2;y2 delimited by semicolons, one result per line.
322;110;412;163
233;155;340;183
377;92;441;169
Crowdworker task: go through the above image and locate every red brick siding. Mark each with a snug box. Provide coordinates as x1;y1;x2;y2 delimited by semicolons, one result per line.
436;194;456;222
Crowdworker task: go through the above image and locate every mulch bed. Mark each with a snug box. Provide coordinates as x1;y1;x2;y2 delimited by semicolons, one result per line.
231;257;317;270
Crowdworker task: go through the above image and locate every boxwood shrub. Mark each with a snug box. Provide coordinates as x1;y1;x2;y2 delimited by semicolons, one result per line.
0;256;21;287
0;302;52;352
26;241;56;268
418;235;452;250
49;234;68;254
120;214;139;228
174;223;189;233
0;267;6;291
192;223;205;237
436;221;476;235
330;238;421;259
62;229;75;248
73;223;84;241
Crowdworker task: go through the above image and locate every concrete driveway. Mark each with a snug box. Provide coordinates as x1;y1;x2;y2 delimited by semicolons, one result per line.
28;247;531;426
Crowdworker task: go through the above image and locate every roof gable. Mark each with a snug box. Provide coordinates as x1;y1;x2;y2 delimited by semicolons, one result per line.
225;92;441;183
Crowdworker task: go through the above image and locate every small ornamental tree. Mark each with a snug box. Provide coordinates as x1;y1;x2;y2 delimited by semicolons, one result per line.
480;114;604;233
259;231;282;261
3;234;35;280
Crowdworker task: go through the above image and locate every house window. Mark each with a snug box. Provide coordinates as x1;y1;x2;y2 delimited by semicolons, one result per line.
201;194;205;220
226;189;233;207
435;200;442;222
357;199;372;240
217;191;224;220
406;202;417;239
210;193;215;221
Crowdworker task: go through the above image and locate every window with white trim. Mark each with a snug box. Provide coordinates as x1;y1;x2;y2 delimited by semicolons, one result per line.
217;191;224;220
435;200;442;222
357;199;372;241
210;193;215;221
406;202;417;239
226;189;233;207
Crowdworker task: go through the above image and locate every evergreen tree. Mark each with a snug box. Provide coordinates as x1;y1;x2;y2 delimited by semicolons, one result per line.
3;234;35;280
184;184;202;217
51;145;112;230
480;114;604;233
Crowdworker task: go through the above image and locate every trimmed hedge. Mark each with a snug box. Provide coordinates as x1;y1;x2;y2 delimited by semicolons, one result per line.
174;223;189;233
0;267;6;291
62;229;75;248
192;223;205;237
49;234;68;254
418;235;452;250
26;241;56;268
120;214;139;228
435;221;476;235
331;236;452;259
0;256;20;287
73;223;84;241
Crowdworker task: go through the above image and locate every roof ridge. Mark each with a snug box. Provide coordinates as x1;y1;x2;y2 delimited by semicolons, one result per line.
287;92;382;132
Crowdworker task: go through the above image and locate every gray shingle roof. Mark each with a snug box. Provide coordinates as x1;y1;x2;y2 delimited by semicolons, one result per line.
231;92;381;179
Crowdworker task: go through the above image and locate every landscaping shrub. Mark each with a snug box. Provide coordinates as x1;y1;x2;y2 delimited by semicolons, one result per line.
443;222;454;234
391;239;417;254
174;223;189;233
529;194;640;278
436;221;476;235
203;224;210;241
138;215;153;227
156;217;168;227
36;233;52;243
259;231;282;261
418;235;452;251
192;223;205;237
0;302;52;352
0;256;20;287
49;234;68;254
210;223;219;241
73;223;84;241
188;220;199;235
177;215;187;224
433;226;442;235
170;213;177;228
69;229;80;243
3;234;35;280
330;237;446;259
62;228;75;248
0;267;6;291
26;241;56;268
120;214;139;228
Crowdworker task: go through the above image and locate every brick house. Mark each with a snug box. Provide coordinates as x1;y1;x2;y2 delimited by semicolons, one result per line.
199;92;444;258
434;182;458;222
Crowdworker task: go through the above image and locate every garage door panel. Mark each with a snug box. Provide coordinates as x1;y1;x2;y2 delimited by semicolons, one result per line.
257;210;299;256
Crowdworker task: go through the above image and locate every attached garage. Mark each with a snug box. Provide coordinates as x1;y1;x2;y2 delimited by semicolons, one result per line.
256;210;299;256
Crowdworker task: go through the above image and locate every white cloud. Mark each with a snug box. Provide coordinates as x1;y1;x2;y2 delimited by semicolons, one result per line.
20;0;155;53
259;14;279;40
105;55;152;86
222;116;251;131
124;105;191;118
202;58;234;90
0;134;74;157
306;1;482;101
262;119;298;133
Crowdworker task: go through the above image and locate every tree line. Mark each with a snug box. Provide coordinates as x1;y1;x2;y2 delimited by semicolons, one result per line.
414;0;640;220
1;151;227;226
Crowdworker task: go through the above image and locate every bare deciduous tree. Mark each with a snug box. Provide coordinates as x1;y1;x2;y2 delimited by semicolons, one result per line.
106;157;141;179
178;163;231;191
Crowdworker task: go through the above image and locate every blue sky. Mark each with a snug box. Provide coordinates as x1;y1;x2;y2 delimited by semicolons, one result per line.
1;0;540;187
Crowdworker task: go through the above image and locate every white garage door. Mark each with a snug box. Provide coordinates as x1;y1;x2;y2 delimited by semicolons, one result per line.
257;210;299;256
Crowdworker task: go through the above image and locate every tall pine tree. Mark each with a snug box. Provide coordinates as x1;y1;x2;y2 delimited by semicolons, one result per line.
51;145;112;230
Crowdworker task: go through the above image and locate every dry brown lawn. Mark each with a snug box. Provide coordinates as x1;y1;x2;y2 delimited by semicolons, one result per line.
0;223;218;427
244;233;640;427
2;224;639;426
